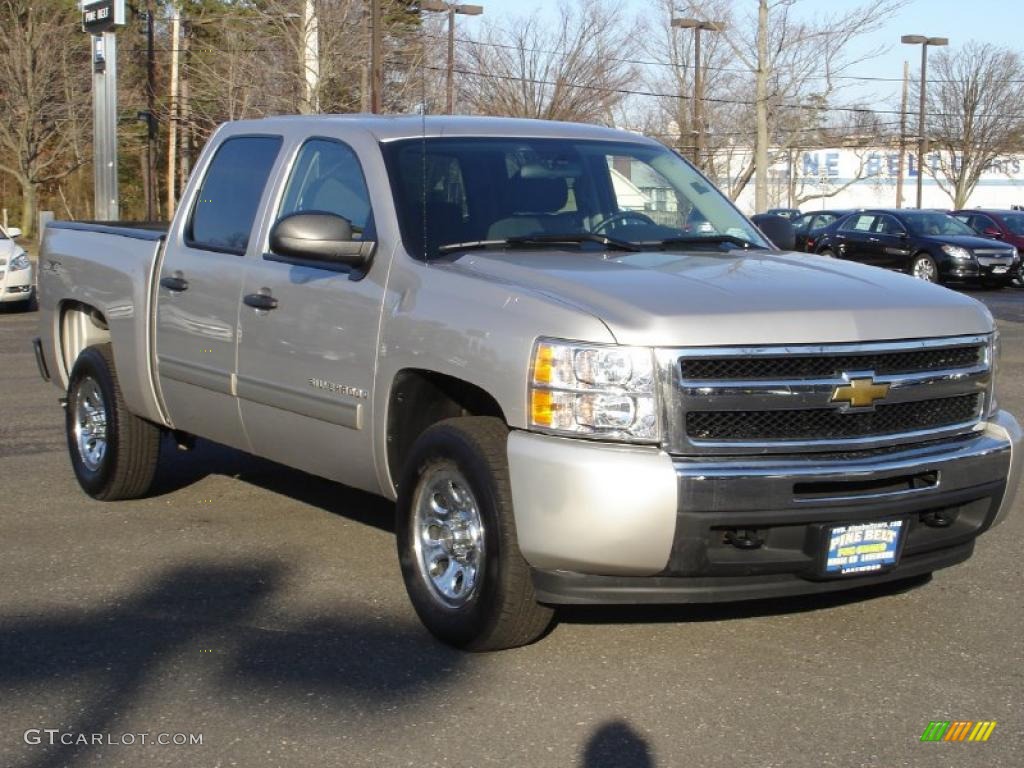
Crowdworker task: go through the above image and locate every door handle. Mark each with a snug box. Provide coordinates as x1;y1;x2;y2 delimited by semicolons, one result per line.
243;290;279;311
159;272;189;292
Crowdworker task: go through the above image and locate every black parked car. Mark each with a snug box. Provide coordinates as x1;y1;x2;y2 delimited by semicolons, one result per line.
812;209;1020;286
791;209;857;252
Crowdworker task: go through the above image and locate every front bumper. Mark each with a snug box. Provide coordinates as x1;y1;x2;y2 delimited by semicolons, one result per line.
947;259;1019;282
0;261;34;302
507;411;1021;604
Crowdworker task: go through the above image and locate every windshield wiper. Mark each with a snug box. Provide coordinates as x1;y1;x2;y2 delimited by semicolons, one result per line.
653;234;767;251
438;233;642;254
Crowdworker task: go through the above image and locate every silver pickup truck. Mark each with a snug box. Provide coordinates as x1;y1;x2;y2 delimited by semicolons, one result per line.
34;116;1022;650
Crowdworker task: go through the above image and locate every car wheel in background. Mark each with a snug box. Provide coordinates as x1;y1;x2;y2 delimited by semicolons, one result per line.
911;253;940;283
65;343;161;500
818;249;835;258
396;417;554;651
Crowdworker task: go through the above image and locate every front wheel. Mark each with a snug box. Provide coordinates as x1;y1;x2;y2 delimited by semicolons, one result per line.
911;253;940;283
396;417;554;651
65;344;161;500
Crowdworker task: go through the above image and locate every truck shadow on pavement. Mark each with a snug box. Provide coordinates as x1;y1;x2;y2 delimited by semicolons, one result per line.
150;436;396;533
0;562;464;768
557;573;931;627
148;439;934;630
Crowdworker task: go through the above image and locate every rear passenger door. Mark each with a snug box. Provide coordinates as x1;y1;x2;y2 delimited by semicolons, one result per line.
234;136;387;493
833;213;878;264
154;134;283;451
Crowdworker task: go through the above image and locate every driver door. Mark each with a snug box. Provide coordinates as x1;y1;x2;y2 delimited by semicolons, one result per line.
235;137;386;493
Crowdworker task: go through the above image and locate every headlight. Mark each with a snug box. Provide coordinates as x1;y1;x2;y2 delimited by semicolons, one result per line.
941;245;973;261
9;252;30;271
987;330;1000;417
529;339;659;442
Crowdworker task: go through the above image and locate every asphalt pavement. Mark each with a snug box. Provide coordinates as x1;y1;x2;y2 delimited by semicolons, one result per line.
1;288;1022;768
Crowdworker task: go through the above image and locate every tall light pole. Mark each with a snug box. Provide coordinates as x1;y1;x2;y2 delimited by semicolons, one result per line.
671;17;725;169
901;34;948;209
421;1;483;114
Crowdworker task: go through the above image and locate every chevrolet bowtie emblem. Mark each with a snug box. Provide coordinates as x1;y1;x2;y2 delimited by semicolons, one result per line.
831;377;891;409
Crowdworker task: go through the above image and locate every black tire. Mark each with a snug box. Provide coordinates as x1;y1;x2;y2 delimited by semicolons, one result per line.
911;253;940;283
396;417;554;651
65;343;161;500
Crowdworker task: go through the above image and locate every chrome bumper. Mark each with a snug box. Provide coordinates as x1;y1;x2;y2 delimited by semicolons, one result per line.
507;411;1021;588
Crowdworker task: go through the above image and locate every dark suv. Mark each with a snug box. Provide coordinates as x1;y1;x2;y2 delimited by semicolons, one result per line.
951;209;1024;257
813;208;1019;286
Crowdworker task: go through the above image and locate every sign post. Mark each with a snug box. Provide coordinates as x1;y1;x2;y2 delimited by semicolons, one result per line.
82;0;125;221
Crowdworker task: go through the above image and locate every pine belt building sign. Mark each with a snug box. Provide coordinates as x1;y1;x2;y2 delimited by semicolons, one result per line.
82;0;125;33
722;148;1024;213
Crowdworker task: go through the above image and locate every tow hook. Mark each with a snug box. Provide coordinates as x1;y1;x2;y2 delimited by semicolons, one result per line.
724;529;765;550
921;508;957;528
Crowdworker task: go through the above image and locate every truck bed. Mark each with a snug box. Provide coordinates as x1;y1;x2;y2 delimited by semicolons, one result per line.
38;220;170;426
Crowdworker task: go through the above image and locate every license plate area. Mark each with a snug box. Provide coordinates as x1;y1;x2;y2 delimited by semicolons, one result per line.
820;519;907;577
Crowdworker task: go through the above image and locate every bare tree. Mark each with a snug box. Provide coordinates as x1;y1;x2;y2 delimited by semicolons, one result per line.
674;0;905;211
462;0;639;124
0;0;91;236
925;42;1024;208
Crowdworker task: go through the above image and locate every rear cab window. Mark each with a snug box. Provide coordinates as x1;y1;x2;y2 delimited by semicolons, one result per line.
186;135;283;254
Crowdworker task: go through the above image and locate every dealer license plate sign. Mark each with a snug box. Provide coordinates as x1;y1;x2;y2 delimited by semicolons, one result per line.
824;520;905;576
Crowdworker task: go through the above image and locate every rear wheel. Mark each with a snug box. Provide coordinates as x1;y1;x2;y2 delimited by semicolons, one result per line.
65;344;161;500
396;417;553;651
818;248;835;258
911;253;939;283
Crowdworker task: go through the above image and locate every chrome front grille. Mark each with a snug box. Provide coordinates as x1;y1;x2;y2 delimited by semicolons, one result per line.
660;335;992;455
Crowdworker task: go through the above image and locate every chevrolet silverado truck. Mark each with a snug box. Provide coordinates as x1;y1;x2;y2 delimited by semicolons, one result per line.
33;116;1022;650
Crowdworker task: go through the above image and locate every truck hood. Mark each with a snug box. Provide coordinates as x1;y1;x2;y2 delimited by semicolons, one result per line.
447;248;993;347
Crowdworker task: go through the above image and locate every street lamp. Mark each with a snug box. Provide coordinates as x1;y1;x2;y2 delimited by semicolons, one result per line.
671;17;725;168
421;1;484;114
901;34;948;208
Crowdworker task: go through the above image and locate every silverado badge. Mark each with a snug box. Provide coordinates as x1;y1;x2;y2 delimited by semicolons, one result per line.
831;376;891;409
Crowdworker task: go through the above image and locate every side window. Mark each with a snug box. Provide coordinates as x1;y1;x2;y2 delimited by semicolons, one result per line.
843;214;877;233
188;136;282;254
974;214;996;232
278;138;374;238
874;215;904;236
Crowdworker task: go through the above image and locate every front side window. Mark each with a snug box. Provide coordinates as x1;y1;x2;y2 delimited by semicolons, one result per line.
383;137;768;259
278;138;374;238
187;136;282;254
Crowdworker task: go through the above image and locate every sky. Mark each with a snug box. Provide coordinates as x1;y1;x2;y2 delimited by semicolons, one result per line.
455;0;1024;109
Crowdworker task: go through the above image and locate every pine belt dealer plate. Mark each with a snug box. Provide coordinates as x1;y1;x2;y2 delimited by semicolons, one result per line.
822;519;906;576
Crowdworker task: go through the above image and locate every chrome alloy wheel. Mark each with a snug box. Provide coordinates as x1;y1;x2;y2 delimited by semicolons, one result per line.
74;377;108;471
412;466;485;608
913;257;937;282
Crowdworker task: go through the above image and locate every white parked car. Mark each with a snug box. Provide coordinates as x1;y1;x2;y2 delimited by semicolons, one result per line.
0;224;34;309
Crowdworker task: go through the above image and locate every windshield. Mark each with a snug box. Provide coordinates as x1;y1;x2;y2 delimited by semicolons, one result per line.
903;212;976;237
1002;213;1024;235
382;137;768;259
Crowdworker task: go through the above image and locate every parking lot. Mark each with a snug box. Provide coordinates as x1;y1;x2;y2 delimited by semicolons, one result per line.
1;288;1022;768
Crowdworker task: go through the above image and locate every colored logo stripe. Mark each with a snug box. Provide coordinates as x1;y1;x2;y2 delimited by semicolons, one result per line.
920;722;949;742
920;721;996;742
969;722;997;742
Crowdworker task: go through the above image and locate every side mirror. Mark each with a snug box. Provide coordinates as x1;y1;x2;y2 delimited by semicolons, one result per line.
750;213;796;251
982;227;1003;239
269;212;375;269
6;227;22;239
